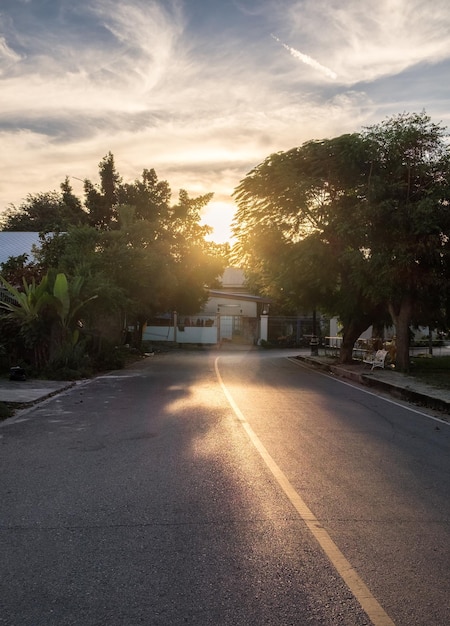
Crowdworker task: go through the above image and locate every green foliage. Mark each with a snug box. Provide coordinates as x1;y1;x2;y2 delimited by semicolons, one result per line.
0;274;52;321
90;341;128;372
232;132;376;326
51;272;98;333
1;153;226;374
0;179;88;231
0;274;53;368
0;253;43;286
44;340;92;380
84;152;122;229
232;111;450;369
410;356;450;390
0;271;98;371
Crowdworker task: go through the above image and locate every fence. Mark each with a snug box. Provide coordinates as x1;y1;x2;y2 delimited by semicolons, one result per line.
267;315;318;347
143;315;218;345
324;336;450;359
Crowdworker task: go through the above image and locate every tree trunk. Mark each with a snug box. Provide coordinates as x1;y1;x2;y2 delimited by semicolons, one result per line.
371;322;385;350
339;318;371;364
389;295;413;372
131;316;146;349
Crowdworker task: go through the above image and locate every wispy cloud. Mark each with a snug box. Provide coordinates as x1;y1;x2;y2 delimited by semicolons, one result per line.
277;0;450;84
1;0;450;242
0;35;22;74
271;34;337;79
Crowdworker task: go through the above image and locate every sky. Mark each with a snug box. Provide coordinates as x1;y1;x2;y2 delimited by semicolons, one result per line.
1;0;450;243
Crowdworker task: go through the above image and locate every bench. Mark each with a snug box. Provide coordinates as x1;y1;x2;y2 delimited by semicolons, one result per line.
363;349;388;370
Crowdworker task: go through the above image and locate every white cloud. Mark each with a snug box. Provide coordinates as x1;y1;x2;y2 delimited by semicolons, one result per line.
277;0;450;84
271;34;337;79
1;0;450;240
0;36;21;61
0;35;22;73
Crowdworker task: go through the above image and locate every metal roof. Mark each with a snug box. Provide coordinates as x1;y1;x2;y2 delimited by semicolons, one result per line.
208;289;270;303
0;232;43;266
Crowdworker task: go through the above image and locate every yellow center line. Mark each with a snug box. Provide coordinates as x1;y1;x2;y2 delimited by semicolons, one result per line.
215;357;396;626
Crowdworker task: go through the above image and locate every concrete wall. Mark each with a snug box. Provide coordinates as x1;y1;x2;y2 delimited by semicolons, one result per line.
143;324;218;344
202;295;258;317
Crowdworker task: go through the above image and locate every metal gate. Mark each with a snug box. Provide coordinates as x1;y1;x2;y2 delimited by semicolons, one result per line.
219;315;257;344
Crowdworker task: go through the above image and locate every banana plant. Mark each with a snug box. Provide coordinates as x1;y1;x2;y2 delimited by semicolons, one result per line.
0;274;54;368
50;273;98;347
0;273;98;367
0;274;52;321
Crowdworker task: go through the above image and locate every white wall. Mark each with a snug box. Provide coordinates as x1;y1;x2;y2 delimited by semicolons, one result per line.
143;325;218;344
203;295;258;317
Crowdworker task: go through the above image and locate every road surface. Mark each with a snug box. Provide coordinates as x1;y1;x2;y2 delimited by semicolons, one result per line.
1;349;449;625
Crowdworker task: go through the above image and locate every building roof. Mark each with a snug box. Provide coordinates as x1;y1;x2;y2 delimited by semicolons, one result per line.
0;232;43;266
220;267;246;289
208;289;270;304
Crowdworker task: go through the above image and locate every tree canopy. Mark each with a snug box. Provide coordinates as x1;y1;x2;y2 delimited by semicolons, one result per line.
0;178;89;232
232;112;450;369
1;155;228;371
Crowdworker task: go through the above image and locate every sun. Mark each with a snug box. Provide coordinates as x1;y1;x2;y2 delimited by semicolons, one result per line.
201;200;236;244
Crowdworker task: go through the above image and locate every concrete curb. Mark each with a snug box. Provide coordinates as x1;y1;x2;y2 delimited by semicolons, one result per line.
361;375;450;414
292;355;450;415
0;381;76;409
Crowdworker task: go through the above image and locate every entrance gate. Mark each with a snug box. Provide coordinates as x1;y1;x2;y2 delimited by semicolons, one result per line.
218;315;257;344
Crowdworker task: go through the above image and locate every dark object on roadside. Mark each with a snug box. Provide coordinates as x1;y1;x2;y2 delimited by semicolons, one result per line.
9;366;27;381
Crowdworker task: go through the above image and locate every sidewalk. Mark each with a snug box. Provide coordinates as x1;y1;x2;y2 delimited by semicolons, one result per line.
0;378;75;407
293;352;450;416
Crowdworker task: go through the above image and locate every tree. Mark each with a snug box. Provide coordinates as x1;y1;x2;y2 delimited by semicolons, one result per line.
232;113;450;369
119;168;172;223
32;195;227;348
361;112;450;370
232;133;381;362
84;152;122;229
90;191;226;346
164;189;225;312
0;179;88;231
0;253;44;286
2;153;227;359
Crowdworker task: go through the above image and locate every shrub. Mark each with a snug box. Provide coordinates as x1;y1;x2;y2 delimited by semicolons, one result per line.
44;341;92;380
91;343;128;372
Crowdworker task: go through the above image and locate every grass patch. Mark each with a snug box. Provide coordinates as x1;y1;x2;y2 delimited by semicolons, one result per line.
409;356;450;390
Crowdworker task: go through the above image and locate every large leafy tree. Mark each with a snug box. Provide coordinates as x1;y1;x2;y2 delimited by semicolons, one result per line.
31;165;227;347
232;133;381;362
94;191;225;345
232;112;450;369
1;154;227;361
119;167;172;224
360;112;450;370
1;178;88;231
84;152;122;229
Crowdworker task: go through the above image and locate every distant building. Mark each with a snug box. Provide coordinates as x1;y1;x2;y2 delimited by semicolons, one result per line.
143;267;271;346
0;234;270;346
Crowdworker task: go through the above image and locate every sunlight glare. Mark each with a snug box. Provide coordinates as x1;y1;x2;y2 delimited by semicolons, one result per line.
201;200;236;244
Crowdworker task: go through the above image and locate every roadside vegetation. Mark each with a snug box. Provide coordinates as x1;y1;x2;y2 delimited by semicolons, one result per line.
0;155;228;379
231;111;450;371
1;111;450;378
409;356;450;390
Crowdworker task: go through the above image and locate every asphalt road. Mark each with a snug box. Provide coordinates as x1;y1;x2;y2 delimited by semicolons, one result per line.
1;349;449;626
